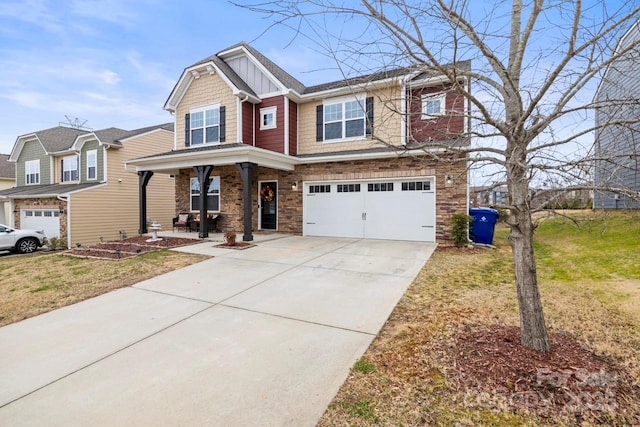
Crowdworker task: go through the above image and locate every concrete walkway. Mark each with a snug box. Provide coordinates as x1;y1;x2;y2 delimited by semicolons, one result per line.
0;236;435;426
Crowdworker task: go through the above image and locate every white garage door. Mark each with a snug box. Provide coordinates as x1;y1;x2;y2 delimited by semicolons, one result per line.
303;178;435;242
20;209;60;239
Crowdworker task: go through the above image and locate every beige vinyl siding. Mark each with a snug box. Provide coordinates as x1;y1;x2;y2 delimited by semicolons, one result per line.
68;130;175;245
297;85;403;155
176;72;237;148
16;140;50;186
80;140;104;182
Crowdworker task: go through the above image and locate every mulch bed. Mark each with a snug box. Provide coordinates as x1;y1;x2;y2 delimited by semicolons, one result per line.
214;242;255;250
65;236;203;260
449;325;640;423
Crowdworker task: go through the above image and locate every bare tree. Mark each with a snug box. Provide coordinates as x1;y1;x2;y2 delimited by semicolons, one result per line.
239;0;640;352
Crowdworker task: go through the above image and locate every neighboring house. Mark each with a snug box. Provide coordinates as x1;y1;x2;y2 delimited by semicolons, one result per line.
593;21;640;209
0;154;16;224
127;42;470;243
470;185;509;207
0;124;175;247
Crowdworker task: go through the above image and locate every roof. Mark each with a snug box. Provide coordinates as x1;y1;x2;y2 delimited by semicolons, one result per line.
11;122;175;160
0;154;15;179
0;182;104;198
180;42;470;100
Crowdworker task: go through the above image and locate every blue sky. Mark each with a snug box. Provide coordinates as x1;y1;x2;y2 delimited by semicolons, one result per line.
0;0;338;154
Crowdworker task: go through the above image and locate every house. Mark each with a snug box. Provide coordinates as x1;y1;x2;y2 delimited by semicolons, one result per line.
0;124;175;247
127;42;470;243
470;185;509;207
593;21;640;209
0;154;16;224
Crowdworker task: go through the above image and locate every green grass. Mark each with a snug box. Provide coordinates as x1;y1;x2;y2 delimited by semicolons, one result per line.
352;357;377;374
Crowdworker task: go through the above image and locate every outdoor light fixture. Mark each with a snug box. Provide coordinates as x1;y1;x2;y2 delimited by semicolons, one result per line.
291;181;298;191
445;175;454;185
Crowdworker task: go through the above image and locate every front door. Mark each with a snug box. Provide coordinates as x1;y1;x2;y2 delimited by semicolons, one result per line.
259;181;277;230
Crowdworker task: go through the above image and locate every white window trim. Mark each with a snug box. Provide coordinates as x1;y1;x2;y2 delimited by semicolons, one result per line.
190;103;221;145
86;150;97;181
62;155;79;182
322;94;366;143
190;176;221;212
25;159;40;185
260;106;277;130
421;93;446;119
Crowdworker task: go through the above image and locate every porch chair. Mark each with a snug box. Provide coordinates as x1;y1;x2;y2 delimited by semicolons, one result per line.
172;213;193;232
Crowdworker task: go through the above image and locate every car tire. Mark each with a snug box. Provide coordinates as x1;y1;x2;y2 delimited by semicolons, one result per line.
16;237;39;254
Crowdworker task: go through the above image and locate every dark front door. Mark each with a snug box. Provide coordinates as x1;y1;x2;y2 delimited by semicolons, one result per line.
260;181;277;230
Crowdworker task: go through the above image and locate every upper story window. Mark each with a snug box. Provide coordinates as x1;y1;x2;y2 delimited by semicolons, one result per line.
25;160;40;185
86;150;97;180
190;105;220;145
62;155;79;182
260;106;277;130
190;177;220;212
421;93;446;119
317;96;373;143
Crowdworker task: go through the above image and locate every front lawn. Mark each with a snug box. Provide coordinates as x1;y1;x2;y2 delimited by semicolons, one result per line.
0;249;209;327
320;210;640;426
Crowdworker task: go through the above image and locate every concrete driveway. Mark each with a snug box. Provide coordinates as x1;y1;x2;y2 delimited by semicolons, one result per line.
0;236;435;426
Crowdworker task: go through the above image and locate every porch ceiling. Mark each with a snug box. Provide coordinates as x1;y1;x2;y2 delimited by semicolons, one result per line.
126;144;297;175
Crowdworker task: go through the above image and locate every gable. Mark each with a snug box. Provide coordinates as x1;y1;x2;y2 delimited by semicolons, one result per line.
226;55;281;96
16;139;51;186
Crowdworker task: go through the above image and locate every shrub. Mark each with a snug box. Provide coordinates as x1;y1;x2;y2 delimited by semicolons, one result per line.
496;207;509;223
45;236;66;251
451;213;472;247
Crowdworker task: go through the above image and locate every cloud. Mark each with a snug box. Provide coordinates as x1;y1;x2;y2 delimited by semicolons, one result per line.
0;0;65;34
69;0;148;27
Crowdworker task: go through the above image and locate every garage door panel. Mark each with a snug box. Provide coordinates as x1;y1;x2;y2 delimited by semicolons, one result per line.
303;178;436;242
20;209;60;239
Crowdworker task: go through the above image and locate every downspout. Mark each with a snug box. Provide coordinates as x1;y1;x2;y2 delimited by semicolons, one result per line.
284;97;289;155
238;94;250;145
56;195;70;249
401;77;408;146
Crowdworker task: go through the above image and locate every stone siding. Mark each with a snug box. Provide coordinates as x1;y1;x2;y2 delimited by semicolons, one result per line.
13;198;68;245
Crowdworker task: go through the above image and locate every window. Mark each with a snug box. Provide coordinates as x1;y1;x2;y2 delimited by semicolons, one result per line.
25;160;40;185
190;177;220;211
62;155;79;182
337;184;361;193
324;97;366;141
368;182;394;192
86;150;97;180
308;185;331;194
402;181;431;191
421;93;446;119
260;106;277;130
190;105;220;145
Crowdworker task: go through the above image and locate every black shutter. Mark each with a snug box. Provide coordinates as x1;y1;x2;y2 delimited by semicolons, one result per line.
316;105;323;141
219;106;226;142
184;113;191;147
60;159;64;181
366;96;374;136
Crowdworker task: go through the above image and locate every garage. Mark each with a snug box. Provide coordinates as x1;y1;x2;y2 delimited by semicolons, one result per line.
20;209;61;239
303;178;435;242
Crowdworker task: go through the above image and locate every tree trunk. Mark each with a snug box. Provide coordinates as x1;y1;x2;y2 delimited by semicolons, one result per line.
507;177;551;353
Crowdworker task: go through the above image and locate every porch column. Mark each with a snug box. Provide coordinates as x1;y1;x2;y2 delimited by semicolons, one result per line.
235;162;257;241
138;170;154;234
193;165;213;238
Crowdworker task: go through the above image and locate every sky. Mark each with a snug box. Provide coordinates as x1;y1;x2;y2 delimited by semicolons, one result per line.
0;0;339;154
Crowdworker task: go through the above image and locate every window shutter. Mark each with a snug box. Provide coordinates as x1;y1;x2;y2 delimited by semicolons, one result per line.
366;96;374;136
60;159;64;181
316;105;323;141
219;106;226;142
184;113;191;147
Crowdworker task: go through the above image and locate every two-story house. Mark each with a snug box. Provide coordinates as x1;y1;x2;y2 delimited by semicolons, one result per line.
594;21;640;209
127;42;470;243
0;124;175;248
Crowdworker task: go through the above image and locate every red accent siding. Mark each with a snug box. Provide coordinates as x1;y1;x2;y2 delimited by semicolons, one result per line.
288;99;298;156
242;102;253;145
408;84;465;143
255;96;285;154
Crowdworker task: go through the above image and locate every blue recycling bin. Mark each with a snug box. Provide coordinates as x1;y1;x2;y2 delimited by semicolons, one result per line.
469;208;499;244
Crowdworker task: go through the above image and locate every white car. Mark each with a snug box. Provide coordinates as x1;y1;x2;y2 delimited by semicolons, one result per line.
0;224;46;254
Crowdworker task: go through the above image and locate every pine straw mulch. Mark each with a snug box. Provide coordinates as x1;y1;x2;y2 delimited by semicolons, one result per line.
446;324;639;423
65;236;203;260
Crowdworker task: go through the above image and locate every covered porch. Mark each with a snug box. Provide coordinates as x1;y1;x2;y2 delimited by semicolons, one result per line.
126;144;298;241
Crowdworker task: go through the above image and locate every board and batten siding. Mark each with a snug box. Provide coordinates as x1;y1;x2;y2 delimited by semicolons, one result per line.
594;23;640;209
68;130;175;245
226;55;280;96
16;139;50;186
